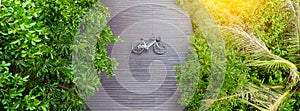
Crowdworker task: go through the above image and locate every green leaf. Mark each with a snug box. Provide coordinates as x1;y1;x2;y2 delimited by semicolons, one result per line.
33;38;41;42
1;61;11;67
31;41;36;46
22;0;31;8
10;40;20;45
33;51;42;55
41;106;47;111
29;22;36;27
29;31;35;33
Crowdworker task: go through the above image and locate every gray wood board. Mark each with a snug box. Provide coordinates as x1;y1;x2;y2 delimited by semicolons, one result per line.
85;0;192;110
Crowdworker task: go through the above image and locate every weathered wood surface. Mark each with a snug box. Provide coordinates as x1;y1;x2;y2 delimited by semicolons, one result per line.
85;0;192;110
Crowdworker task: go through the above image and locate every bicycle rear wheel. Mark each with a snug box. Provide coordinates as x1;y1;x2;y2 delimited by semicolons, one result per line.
153;42;167;55
132;43;144;54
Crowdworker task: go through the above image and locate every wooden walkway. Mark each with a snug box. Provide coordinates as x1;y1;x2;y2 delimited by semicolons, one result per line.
85;0;192;110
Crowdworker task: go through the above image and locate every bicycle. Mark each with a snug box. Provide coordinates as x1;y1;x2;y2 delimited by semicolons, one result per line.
131;36;167;55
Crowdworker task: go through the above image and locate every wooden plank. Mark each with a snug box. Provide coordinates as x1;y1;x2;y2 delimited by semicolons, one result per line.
85;0;192;110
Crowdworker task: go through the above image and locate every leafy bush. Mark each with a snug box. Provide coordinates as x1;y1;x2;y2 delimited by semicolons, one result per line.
72;2;119;99
176;0;300;110
0;0;117;110
176;33;251;111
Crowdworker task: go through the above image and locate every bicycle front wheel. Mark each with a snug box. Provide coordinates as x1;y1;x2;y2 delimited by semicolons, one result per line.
153;42;167;55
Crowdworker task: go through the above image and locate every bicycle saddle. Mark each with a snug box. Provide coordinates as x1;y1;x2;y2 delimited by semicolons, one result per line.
156;36;161;42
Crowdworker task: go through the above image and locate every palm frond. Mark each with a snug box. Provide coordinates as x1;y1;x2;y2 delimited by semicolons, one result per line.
285;0;299;36
218;26;299;87
249;60;291;70
284;0;300;67
240;99;267;111
250;60;299;86
219;26;271;56
269;89;291;111
216;84;291;111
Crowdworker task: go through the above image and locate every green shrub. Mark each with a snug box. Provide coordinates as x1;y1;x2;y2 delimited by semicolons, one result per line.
176;0;300;110
176;33;251;110
0;0;117;110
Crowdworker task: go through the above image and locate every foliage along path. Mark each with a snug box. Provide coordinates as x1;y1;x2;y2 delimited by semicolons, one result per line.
85;0;193;110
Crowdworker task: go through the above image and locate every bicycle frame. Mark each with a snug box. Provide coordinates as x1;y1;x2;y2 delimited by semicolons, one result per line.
145;40;156;49
138;39;156;50
132;36;166;55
